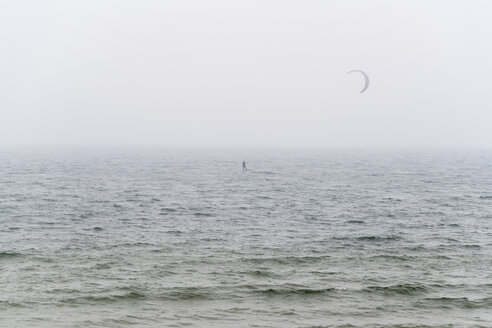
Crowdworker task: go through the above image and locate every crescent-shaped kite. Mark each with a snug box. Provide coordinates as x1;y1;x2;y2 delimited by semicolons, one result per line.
347;70;369;94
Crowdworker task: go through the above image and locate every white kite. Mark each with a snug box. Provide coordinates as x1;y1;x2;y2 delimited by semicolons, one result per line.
348;70;370;94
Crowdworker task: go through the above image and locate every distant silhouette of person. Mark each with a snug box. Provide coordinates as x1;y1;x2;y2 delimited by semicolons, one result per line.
242;160;247;171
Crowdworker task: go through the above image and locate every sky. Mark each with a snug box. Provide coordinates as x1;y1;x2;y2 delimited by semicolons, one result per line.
1;0;491;148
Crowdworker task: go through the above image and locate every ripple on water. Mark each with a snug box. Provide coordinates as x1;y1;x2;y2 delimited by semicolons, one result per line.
0;149;490;327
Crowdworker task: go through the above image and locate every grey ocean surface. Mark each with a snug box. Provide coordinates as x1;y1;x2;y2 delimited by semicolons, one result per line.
0;149;491;328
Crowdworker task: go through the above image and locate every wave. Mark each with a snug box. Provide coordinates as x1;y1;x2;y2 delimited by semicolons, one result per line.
370;254;414;262
193;212;213;217
356;235;402;242
62;291;146;304
363;283;428;296
165;230;183;234
0;251;23;259
347;220;365;224
422;296;492;309
244;255;329;265
64;286;221;304
382;197;402;202
244;270;279;278
0;301;26;309
160;207;177;212
462;244;481;249
256;286;335;296
163;287;214;300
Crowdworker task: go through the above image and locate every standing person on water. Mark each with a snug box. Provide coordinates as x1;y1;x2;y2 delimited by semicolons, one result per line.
242;160;247;171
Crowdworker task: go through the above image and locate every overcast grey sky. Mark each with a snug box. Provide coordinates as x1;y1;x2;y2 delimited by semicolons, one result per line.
1;0;491;148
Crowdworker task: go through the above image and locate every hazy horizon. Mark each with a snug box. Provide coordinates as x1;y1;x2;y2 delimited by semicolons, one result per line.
1;1;491;148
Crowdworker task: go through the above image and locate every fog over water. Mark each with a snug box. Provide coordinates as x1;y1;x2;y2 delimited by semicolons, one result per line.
1;3;492;327
1;1;492;148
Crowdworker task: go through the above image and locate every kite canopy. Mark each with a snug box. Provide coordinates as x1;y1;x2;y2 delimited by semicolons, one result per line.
348;70;369;93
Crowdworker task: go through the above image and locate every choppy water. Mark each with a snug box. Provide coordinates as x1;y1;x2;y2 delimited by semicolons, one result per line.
1;148;491;327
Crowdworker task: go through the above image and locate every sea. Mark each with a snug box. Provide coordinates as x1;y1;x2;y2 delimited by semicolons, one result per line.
0;148;491;328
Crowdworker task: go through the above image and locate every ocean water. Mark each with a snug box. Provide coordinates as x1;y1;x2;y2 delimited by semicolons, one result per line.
0;148;491;328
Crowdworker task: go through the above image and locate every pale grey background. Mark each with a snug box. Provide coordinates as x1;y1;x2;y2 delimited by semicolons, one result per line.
1;0;491;148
